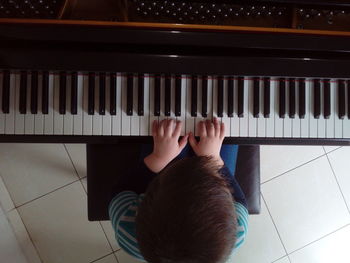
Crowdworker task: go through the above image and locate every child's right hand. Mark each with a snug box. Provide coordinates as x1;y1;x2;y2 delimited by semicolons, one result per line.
188;117;225;166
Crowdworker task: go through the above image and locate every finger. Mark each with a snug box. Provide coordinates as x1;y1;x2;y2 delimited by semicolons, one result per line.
188;132;197;150
213;117;221;137
220;122;225;139
152;120;158;137
206;119;215;137
165;119;174;137
178;134;189;151
158;119;165;137
199;121;207;137
173;120;182;137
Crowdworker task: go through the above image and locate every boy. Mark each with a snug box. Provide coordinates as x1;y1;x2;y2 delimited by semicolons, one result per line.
109;118;248;263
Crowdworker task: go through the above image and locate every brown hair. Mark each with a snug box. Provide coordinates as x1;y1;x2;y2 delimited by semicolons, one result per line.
136;156;237;263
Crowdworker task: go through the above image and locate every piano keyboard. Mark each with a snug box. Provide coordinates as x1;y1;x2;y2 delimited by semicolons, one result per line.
1;70;350;138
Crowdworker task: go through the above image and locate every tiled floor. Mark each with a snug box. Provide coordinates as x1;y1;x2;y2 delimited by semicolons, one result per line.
0;144;349;263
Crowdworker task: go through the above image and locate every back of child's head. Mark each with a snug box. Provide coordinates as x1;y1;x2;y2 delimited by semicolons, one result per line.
136;156;237;263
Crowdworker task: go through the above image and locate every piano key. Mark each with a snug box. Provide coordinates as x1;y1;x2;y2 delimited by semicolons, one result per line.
227;77;234;117
309;79;318;138
202;76;208;118
192;75;198;117
248;78;257;137
0;73;4;134
112;73;122;135
159;75;166;123
289;78;296;118
222;77;230;137
140;74;150;136
266;77;275;137
102;74;112;136
334;79;343;138
83;74;93;135
165;74;171;116
31;71;38;114
253;77;260;118
283;80;292;137
313;79;321;119
154;74;161;116
63;73;73;135
19;71;27;114
73;73;83;135
71;72;78;115
110;73;117;115
121;74;131;135
195;76;203;137
34;73;44;134
237;76;244;117
299;78;306;118
24;73;34;134
42;71;49;114
338;79;345;119
179;75;186;136
43;73;54;134
292;80;301;138
93;74;102;135
2;70;10;114
14;73;25;134
239;78;249;137
324;79;331;119
279;78;286;118
59;71;66;115
186;75;195;134
257;78;266;137
231;77;239;137
325;79;335;138
149;75;158;135
88;72;95;115
175;75;181;116
343;80;350;138
217;76;223;117
274;78;283;137
170;75;176;121
99;72;106;115
131;74;140;135
264;77;270;118
318;80;326;138
138;74;144;116
53;74;63;134
348;80;350;119
5;73;15;134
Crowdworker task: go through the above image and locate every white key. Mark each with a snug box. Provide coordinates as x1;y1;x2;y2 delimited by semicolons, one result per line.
248;78;257;137
231;77;239;137
195;76;203;136
140;74;150;136
300;79;309;138
292;80;301;137
186;75;195;134
343;80;350;138
274;78;283;137
239;78;249;137
309;79;318;138
112;73;122;135
53;74;63;135
149;75;158;136
334;80;343;138
44;73;54;134
318;80;326;138
73;73;83;135
283;80;292;137
92;75;102;136
266;78;275;137
159;75;166;123
34;73;44;135
82;74;93;135
24;73;35;134
222;77;231;137
325;79;335;138
0;73;4;134
15;73;25;134
131;75;140;136
64;74;73;135
179;75;186;135
207;76;213;121
257;78;265;137
5;73;15;134
102;74;112;136
121;74;130;135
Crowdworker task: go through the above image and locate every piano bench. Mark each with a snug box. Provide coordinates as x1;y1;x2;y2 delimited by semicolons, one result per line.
87;144;261;221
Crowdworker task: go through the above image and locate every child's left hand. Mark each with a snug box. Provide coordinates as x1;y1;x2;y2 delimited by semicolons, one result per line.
144;119;189;173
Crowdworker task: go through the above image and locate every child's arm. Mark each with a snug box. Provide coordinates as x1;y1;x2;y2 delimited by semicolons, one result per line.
144;119;189;173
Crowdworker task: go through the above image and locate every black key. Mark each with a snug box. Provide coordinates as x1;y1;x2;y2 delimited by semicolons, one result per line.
192;76;198;117
227;77;234;117
253;77;260;118
299;78;306;119
165;75;171;116
264;77;270;118
202;76;208;117
71;72;78;115
2;70;10;114
88;72;95;115
175;75;181;116
110;73;116;115
338;79;345;119
313;79;321;119
324;79;330;119
348;80;350;119
138;74;144;116
127;73;133;116
279;78;286;118
154;74;160;116
217;76;223;117
238;76;244;117
31;71;38;114
99;72;106;115
42;71;49;114
19;71;27;114
289;78;296;118
59;72;66;114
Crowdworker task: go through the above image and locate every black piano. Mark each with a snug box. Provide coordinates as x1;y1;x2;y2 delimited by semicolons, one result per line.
1;0;350;145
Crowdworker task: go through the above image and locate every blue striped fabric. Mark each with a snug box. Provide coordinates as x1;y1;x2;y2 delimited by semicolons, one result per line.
108;191;249;262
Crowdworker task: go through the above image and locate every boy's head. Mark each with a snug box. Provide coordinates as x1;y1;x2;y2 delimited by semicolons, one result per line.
136;156;237;263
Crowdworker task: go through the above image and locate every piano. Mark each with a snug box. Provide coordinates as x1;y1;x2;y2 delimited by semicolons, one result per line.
1;0;350;145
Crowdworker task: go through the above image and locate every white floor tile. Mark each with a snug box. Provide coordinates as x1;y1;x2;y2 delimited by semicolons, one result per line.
17;181;112;263
229;199;286;263
0;175;15;212
94;254;118;263
100;221;120;251
0;144;79;206
64;144;86;178
327;147;350;210
115;250;141;263
81;177;87;193
261;146;324;183
274;256;291;263
262;156;350;253
289;224;350;263
323;146;341;153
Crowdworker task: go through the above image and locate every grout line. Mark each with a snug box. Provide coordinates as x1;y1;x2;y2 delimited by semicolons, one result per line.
89;252;115;263
271;255;291;263
325;152;350;215
261;153;327;185
63;143;82;179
